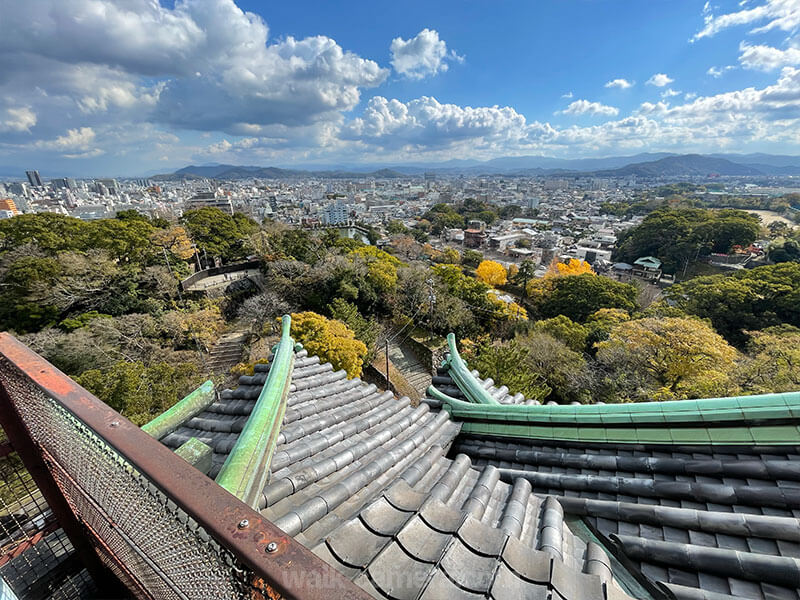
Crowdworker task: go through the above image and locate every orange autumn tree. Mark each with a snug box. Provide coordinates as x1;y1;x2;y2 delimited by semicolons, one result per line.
528;258;595;297
476;260;508;286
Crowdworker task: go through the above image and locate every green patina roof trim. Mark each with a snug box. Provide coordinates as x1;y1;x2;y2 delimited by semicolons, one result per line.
433;344;800;444
216;314;295;508
457;420;800;445
443;333;500;405
141;379;215;441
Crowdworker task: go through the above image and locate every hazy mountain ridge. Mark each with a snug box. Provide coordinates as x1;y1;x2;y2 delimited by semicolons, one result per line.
591;154;765;177
156;153;800;180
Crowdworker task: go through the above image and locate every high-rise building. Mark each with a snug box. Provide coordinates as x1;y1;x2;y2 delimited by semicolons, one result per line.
25;170;43;187
97;178;119;194
53;177;77;190
323;201;349;225
185;191;233;214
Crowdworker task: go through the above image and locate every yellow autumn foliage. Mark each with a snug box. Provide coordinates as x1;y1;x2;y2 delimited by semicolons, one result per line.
476;260;508;286
150;226;196;260
527;258;595;297
488;292;528;321
595;317;738;400
288;312;368;378
549;258;594;277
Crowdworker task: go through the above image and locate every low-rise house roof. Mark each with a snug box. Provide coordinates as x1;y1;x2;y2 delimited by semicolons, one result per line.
633;256;662;269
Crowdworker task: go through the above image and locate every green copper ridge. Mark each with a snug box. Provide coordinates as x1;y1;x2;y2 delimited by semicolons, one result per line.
216;315;295;507
141;379;215;441
442;333;500;405
431;342;800;445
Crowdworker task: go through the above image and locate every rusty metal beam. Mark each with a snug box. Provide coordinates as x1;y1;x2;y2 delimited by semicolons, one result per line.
0;332;372;600
0;376;125;598
0;518;60;567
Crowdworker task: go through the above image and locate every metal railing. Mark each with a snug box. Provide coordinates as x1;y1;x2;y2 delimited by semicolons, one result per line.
0;333;371;600
0;434;97;600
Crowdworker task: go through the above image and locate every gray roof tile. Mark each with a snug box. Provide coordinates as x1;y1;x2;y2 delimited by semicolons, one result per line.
158;348;643;600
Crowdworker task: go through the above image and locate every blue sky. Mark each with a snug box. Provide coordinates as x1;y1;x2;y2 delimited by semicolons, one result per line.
1;0;800;176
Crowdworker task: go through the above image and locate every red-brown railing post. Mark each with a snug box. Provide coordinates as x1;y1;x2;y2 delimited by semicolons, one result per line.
0;382;125;597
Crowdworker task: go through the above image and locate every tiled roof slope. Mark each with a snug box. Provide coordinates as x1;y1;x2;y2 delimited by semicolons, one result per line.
161;349;636;600
432;366;800;600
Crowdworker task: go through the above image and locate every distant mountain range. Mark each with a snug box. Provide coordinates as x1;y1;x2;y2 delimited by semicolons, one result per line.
156;152;800;180
165;165;407;180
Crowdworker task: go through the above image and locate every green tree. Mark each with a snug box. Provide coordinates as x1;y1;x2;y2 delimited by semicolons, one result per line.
665;262;800;345
737;326;800;393
386;220;409;235
460;337;550;402
531;315;588;352
182;208;255;262
462;249;484;268
515;332;594;404
90;218;156;264
512;259;537;297
0;213;90;254
436;247;461;265
527;274;638;322
769;239;800;263
77;360;203;425
615;208;760;274
596;317;739;400
328;298;381;363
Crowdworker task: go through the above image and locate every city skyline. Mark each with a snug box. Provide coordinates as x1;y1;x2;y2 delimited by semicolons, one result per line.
2;0;800;176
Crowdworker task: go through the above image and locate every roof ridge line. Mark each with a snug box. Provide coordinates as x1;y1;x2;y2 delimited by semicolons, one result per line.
436;334;500;405
216;314;295;508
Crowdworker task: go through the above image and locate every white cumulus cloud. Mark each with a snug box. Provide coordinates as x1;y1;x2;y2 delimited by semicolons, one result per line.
707;65;736;77
0;107;36;132
605;78;634;89
739;42;800;70
390;28;463;79
0;0;388;147
646;73;674;87
559;100;620;117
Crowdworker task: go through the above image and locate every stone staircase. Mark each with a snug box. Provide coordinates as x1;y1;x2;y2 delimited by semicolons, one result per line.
205;331;248;374
386;341;432;398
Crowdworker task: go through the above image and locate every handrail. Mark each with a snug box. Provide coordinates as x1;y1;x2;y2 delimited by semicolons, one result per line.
0;331;370;600
216;315;295;508
443;333;499;405
141;380;215;440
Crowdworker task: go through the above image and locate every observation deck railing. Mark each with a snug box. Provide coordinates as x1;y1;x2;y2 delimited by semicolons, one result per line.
0;332;370;600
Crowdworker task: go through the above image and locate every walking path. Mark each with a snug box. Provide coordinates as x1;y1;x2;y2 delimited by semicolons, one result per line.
206;331;248;373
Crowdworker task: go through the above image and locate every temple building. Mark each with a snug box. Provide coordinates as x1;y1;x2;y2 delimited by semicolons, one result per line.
1;316;799;600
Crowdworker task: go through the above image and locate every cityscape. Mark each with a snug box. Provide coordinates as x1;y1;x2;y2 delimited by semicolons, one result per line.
2;2;800;600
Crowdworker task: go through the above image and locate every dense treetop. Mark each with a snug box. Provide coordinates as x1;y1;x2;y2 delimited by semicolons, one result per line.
615;208;760;273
